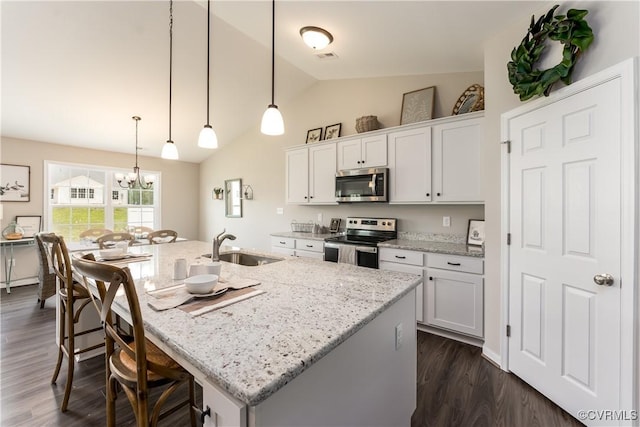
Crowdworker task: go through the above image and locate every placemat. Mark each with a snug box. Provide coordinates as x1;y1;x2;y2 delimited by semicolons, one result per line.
178;287;265;316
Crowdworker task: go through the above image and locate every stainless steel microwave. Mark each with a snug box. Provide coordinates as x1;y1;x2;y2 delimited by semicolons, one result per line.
335;168;388;202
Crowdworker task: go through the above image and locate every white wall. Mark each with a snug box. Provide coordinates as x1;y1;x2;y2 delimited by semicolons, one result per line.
0;137;199;283
199;71;485;250
482;1;640;361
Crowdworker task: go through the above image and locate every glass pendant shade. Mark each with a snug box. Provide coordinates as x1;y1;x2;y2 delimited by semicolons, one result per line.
161;140;179;160
261;105;284;136
198;125;218;149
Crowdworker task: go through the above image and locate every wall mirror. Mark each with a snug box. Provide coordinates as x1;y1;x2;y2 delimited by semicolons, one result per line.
225;178;242;218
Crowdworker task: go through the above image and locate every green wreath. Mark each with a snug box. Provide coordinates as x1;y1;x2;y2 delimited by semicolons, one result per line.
507;5;594;101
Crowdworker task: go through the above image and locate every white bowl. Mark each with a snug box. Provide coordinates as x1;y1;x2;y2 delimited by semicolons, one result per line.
99;247;124;259
184;274;218;294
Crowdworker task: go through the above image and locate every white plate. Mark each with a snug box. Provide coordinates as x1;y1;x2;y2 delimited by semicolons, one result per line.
101;253;130;260
190;287;229;298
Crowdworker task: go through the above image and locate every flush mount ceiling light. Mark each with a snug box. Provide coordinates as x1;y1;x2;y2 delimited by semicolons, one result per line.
300;26;333;50
161;0;179;160
116;116;155;189
260;0;284;136
198;0;218;149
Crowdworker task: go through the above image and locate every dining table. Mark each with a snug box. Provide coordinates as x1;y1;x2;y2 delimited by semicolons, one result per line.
74;239;420;427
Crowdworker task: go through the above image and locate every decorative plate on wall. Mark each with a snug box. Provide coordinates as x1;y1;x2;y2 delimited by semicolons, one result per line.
452;84;484;115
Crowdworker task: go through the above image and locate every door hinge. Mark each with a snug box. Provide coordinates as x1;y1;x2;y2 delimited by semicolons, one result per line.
507;233;511;245
506;324;511;337
501;140;511;153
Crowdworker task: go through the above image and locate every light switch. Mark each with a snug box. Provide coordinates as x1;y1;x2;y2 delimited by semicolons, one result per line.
276;207;284;215
443;216;451;227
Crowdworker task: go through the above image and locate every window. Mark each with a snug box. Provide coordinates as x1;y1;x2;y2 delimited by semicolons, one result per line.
45;161;160;242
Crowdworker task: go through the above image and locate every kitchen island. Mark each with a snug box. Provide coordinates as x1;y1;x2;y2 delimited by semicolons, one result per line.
85;240;420;427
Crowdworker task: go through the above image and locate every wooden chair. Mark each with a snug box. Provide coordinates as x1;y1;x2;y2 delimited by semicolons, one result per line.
72;254;196;427
97;232;135;249
38;232;104;412
35;232;57;308
79;228;113;240
147;229;178;244
130;226;154;238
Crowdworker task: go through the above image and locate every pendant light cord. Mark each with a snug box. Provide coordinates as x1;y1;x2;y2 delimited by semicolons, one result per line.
134;117;139;168
270;0;275;106
206;0;211;125
168;0;173;141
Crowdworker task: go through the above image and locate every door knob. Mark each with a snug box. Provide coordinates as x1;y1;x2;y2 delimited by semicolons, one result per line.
593;273;614;286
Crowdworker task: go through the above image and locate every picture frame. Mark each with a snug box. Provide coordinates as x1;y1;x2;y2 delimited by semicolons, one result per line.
329;218;341;232
400;86;435;125
324;123;342;140
466;219;485;246
0;164;30;202
306;128;323;144
16;215;41;238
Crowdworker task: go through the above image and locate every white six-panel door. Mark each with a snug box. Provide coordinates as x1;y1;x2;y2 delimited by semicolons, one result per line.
506;77;624;423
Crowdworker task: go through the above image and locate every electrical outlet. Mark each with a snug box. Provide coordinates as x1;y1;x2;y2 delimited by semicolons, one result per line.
442;216;451;227
317;213;323;223
276;207;284;215
395;323;403;350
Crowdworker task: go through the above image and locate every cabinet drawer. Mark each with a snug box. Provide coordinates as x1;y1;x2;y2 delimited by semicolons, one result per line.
426;253;483;274
379;248;424;266
296;239;323;253
270;237;295;249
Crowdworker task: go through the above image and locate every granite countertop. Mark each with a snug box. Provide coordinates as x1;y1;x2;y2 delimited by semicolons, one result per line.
112;241;420;407
270;231;339;241
378;239;484;258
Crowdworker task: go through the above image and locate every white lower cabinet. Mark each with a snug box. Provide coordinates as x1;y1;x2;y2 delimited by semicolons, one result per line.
380;247;484;339
379;248;424;323
271;236;324;259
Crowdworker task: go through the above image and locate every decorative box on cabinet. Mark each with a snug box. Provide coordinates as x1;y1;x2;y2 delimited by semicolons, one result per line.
337;134;387;170
379;248;424;323
285;143;337;205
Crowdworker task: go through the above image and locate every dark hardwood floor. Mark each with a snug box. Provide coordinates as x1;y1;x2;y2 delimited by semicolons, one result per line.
1;284;582;427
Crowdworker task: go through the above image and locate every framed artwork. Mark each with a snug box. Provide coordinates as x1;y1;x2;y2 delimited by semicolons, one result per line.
329;218;341;232
16;215;41;238
400;86;435;125
306;128;323;144
324;123;342;140
0;164;30;202
466;219;485;246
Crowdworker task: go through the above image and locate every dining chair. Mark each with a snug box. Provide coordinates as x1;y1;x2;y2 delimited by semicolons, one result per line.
72;254;196;427
38;232;104;412
130;225;154;237
79;228;113;240
35;232;57;308
147;229;178;244
97;232;135;249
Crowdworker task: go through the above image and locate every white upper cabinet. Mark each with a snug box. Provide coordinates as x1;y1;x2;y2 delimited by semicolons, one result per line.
337;134;387;170
388;126;432;203
431;117;484;203
286;143;337;205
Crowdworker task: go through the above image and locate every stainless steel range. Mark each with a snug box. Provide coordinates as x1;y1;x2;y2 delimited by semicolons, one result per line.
324;217;397;269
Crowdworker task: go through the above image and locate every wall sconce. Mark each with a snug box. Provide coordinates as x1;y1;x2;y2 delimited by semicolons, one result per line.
212;187;224;200
242;185;253;200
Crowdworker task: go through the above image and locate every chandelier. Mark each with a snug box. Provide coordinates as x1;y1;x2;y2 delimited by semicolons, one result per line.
115;116;155;189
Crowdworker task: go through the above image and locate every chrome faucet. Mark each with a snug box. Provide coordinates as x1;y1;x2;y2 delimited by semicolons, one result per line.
211;229;236;261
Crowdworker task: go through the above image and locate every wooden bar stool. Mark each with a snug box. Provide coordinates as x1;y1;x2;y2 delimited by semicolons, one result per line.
39;233;104;412
35;233;57;308
73;254;196;427
96;232;135;249
147;229;178;244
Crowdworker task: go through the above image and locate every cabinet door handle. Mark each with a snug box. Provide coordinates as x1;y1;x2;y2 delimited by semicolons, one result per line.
306;244;313;248
447;262;461;266
395;255;406;259
426;193;430;197
429;276;433;281
437;192;441;196
309;196;314;199
304;196;308;199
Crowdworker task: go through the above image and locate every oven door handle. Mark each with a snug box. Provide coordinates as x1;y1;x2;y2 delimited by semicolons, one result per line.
355;246;377;254
324;242;341;249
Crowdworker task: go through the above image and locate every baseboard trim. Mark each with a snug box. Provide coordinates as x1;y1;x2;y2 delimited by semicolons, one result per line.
417;324;484;348
2;277;38;290
482;345;503;369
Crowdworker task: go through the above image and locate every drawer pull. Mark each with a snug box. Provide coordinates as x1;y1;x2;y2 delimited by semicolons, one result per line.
192;405;212;423
447;262;461;266
279;241;286;245
306;244;313;248
395;255;406;259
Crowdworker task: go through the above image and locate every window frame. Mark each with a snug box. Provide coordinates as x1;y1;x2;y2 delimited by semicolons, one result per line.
43;160;162;241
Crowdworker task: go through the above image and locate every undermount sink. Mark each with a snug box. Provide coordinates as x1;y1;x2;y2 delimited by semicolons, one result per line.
203;251;283;266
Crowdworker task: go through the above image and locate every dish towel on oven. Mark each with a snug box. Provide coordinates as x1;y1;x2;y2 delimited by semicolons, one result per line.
338;245;356;264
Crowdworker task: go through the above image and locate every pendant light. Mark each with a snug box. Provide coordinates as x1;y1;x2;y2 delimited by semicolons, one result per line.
161;0;179;160
260;0;284;136
198;0;218;149
116;116;155;189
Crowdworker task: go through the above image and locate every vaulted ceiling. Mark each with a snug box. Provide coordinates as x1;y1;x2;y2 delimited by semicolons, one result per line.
2;1;545;163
